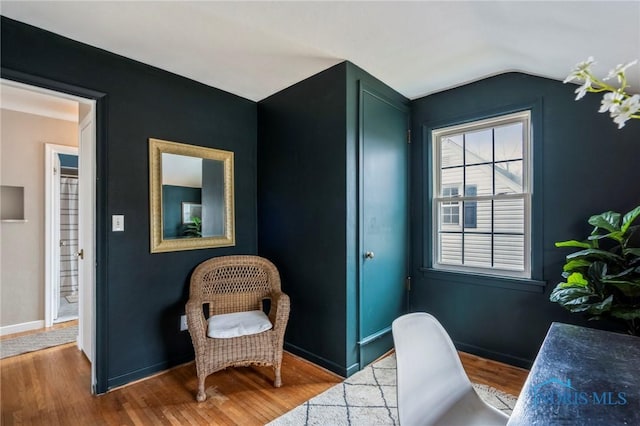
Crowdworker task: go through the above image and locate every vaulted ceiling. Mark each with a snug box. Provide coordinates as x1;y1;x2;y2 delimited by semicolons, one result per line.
2;1;639;102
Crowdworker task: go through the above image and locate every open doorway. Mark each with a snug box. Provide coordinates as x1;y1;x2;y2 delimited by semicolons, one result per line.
0;79;96;389
46;144;80;325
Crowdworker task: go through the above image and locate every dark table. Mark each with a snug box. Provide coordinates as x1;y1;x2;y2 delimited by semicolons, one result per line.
508;322;640;425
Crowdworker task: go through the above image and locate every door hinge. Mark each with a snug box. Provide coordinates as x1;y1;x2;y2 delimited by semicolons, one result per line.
407;129;412;144
405;276;411;291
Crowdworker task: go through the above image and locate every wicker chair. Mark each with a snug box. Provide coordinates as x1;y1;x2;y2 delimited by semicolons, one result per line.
186;255;290;402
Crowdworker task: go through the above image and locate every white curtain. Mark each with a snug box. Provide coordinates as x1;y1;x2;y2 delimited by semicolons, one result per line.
59;176;79;297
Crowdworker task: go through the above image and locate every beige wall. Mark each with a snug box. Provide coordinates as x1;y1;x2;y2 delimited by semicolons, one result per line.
1;109;77;328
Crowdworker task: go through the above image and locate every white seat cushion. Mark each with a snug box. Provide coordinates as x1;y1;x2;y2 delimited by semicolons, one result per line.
207;310;272;338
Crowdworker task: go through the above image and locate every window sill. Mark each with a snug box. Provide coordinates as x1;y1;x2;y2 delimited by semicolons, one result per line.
419;267;546;293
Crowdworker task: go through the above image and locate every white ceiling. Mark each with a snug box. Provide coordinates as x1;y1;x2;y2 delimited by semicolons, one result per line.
1;1;639;102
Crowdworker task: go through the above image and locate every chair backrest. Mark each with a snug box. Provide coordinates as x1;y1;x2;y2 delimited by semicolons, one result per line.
392;312;473;425
190;255;281;316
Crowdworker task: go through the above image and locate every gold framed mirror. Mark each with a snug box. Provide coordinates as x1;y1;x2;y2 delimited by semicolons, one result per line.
149;138;235;253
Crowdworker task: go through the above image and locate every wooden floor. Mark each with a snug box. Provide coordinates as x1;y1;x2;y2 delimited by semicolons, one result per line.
459;351;528;397
1;326;528;425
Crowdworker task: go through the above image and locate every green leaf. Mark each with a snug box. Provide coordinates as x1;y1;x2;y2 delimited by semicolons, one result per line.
621;206;640;234
589;261;607;276
587;262;608;294
624;248;640;257
562;259;592;272
589;211;621;233
588;231;624;243
550;285;594;312
183;216;203;237
566;248;625;263
602;267;635;280
555;240;592;249
587;295;613;315
567;272;588;286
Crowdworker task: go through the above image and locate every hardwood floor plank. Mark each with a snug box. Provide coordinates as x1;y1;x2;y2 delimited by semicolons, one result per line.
459;351;529;397
1;340;528;425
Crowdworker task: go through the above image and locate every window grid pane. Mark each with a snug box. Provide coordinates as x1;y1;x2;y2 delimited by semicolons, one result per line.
433;111;530;277
439;233;462;265
437;197;526;271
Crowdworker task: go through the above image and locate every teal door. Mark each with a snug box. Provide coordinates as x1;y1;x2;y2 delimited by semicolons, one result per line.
359;85;409;368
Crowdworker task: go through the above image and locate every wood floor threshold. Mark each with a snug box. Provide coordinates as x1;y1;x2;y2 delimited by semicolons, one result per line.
0;319;78;341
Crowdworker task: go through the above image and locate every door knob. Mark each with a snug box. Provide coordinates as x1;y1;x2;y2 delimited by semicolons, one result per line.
77;249;84;260
365;251;375;259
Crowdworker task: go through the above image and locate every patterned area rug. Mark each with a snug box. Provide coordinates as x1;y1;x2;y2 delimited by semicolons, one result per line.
0;325;78;359
268;354;517;425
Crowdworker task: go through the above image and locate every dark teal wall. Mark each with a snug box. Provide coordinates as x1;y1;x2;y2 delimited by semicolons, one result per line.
258;61;408;376
1;17;257;391
258;63;349;374
410;72;640;368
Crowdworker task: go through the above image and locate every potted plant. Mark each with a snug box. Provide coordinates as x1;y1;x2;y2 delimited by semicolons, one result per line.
183;216;202;238
550;205;640;335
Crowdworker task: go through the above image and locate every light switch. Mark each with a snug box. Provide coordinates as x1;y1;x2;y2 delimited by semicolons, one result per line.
112;215;124;232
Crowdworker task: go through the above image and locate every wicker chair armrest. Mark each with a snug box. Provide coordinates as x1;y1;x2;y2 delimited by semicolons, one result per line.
269;291;290;331
185;299;207;346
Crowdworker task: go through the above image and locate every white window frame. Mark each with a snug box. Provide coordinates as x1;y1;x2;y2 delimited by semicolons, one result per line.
431;110;532;279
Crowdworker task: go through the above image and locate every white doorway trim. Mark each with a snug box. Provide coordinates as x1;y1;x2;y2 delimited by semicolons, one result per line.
45;143;79;327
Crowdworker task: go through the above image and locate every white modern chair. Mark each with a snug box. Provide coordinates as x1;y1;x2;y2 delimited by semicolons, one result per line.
392;312;509;426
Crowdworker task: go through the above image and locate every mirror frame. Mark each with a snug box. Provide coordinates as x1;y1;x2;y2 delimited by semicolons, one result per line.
149;138;235;253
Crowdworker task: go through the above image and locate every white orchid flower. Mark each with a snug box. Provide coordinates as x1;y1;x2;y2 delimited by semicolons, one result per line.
564;56;596;83
611;95;640;129
599;91;624;113
566;57;638;129
574;77;593;100
604;59;638;83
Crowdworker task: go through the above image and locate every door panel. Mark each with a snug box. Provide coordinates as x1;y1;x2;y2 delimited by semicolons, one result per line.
53;153;62;321
359;87;409;367
78;110;95;369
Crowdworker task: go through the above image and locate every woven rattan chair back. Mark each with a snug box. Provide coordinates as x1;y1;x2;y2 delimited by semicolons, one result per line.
191;256;280;317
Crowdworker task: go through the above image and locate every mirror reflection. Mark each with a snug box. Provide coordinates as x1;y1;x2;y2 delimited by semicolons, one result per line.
161;153;225;239
149;138;235;253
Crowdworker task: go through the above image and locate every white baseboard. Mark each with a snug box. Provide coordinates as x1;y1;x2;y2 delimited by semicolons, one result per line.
0;320;45;336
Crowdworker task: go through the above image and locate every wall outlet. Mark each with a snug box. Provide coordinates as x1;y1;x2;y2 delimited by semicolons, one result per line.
180;315;188;331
